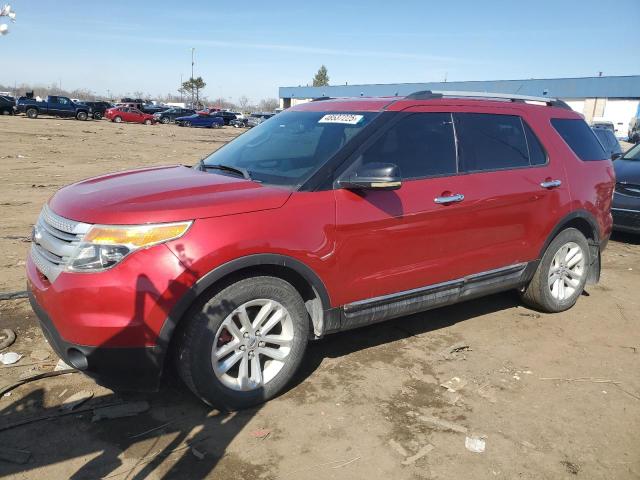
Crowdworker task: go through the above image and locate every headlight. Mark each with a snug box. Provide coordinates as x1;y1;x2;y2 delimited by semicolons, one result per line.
67;221;192;272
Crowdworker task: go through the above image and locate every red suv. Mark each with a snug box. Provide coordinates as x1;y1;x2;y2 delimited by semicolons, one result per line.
27;92;615;409
105;106;156;125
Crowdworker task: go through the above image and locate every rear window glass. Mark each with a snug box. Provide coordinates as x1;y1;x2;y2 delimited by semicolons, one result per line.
551;118;607;161
455;113;529;172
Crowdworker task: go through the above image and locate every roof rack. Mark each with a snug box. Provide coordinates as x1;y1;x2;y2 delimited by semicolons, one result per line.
405;90;572;109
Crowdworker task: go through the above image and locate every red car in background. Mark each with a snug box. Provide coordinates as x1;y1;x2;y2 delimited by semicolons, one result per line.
105;106;156;125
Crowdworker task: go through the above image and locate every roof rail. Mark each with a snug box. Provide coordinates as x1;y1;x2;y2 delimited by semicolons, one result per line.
311;96;334;102
405;90;572;109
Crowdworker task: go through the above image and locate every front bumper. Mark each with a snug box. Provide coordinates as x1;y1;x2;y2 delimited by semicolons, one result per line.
29;291;163;390
26;242;191;390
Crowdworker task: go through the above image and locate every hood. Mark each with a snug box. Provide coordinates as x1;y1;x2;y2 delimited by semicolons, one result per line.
614;159;640;184
48;165;292;224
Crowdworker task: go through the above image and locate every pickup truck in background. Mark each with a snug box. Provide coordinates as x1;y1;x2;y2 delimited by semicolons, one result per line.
16;95;91;120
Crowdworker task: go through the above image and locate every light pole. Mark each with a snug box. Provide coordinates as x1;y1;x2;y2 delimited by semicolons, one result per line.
191;48;195;107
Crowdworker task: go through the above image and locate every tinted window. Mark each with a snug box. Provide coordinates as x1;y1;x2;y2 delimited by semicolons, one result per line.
360;113;457;178
523;122;547;165
551;118;607;161
456;113;529;172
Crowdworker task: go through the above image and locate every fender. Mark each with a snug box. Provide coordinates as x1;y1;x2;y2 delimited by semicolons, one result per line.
156;253;332;360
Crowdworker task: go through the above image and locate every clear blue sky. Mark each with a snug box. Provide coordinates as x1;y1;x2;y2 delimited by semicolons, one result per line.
1;0;638;102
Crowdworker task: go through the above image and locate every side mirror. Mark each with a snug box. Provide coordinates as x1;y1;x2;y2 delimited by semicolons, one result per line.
339;162;402;191
611;152;622;160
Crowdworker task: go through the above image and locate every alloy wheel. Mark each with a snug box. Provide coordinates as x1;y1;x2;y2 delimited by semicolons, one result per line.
548;241;585;301
211;299;294;392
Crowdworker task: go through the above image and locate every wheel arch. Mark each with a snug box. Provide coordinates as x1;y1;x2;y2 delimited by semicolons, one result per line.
539;210;602;283
158;254;331;369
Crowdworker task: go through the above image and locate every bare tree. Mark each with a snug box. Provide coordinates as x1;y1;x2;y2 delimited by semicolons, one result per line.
258;98;279;112
237;95;250;112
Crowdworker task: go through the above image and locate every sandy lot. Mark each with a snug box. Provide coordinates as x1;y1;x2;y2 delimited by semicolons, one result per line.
0;115;639;480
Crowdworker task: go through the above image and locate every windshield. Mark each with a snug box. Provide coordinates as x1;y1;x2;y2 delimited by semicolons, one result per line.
622;143;640;161
202;110;377;187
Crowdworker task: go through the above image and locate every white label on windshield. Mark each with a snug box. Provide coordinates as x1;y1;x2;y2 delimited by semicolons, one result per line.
318;114;363;125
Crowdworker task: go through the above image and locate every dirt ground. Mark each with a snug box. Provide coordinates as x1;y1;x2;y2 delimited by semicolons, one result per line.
0;115;639;480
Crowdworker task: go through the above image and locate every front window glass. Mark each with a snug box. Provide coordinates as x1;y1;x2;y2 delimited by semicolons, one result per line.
203;111;377;187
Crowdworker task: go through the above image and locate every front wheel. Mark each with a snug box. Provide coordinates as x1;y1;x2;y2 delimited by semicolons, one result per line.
144;119;152;125
177;276;309;410
520;228;590;313
161;117;170;124
183;121;191;127
113;116;122;123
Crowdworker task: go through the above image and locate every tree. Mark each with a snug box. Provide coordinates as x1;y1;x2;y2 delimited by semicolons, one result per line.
258;98;279;112
312;65;329;87
237;95;250;112
180;76;206;106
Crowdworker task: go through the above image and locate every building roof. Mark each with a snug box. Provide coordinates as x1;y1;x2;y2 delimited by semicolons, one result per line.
280;75;640;100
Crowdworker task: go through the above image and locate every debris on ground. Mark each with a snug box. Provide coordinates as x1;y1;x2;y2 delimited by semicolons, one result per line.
0;445;31;464
465;436;486;453
0;329;16;350
250;428;271;439
0;369;78;396
388;439;409;457
29;349;50;361
91;400;150;422
411;413;468;434
191;446;206;460
440;343;472;360
0;291;28;301
476;384;498;403
61;390;94;411
401;444;434;465
0;352;22;365
54;359;72;371
440;376;467;393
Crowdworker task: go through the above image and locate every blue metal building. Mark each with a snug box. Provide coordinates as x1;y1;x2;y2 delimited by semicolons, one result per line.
279;75;640;106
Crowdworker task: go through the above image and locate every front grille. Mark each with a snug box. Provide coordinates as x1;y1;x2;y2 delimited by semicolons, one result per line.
31;205;91;282
615;182;640;198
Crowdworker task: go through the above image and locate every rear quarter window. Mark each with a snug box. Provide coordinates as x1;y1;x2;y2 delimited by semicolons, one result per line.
551;118;607;161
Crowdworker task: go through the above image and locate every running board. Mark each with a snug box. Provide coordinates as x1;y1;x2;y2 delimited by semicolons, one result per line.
341;262;531;331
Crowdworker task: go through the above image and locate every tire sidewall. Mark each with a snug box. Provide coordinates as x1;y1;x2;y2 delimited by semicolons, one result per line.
182;277;309;409
93;112;102;120
537;228;590;311
26;108;38;119
114;116;122;123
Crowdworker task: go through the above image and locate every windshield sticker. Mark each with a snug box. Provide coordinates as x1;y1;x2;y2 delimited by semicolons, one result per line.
318;114;364;125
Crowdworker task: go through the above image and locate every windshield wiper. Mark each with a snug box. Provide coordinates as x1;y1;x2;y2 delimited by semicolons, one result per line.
197;160;251;180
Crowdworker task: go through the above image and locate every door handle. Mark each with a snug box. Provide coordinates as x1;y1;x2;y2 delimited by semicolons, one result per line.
434;193;465;204
540;179;562;189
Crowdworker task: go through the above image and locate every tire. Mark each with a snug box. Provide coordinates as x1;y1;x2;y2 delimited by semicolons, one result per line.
76;111;88;121
176;276;309;410
26;108;38;119
1;109;10;116
520;228;590;313
113;116;122;123
184;121;191;127
161;117;170;124
144;119;152;125
93;112;102;120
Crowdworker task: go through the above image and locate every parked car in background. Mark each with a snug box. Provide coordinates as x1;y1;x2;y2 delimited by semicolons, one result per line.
230;117;249;128
612;143;640;233
593;126;622;159
27;92;614;409
246;112;274;127
142;104;170;115
105;106;156;124
591;119;615;133
17;95;91;120
0;95;15;115
629;117;640;144
154;108;196;124
84;101;113;120
175;113;224;128
209;111;236;125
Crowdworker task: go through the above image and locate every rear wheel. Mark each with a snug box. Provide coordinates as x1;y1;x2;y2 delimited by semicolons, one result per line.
113;116;122;123
26;108;38;119
520;228;589;313
93;112;102;120
76;111;88;121
177;276;309;410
